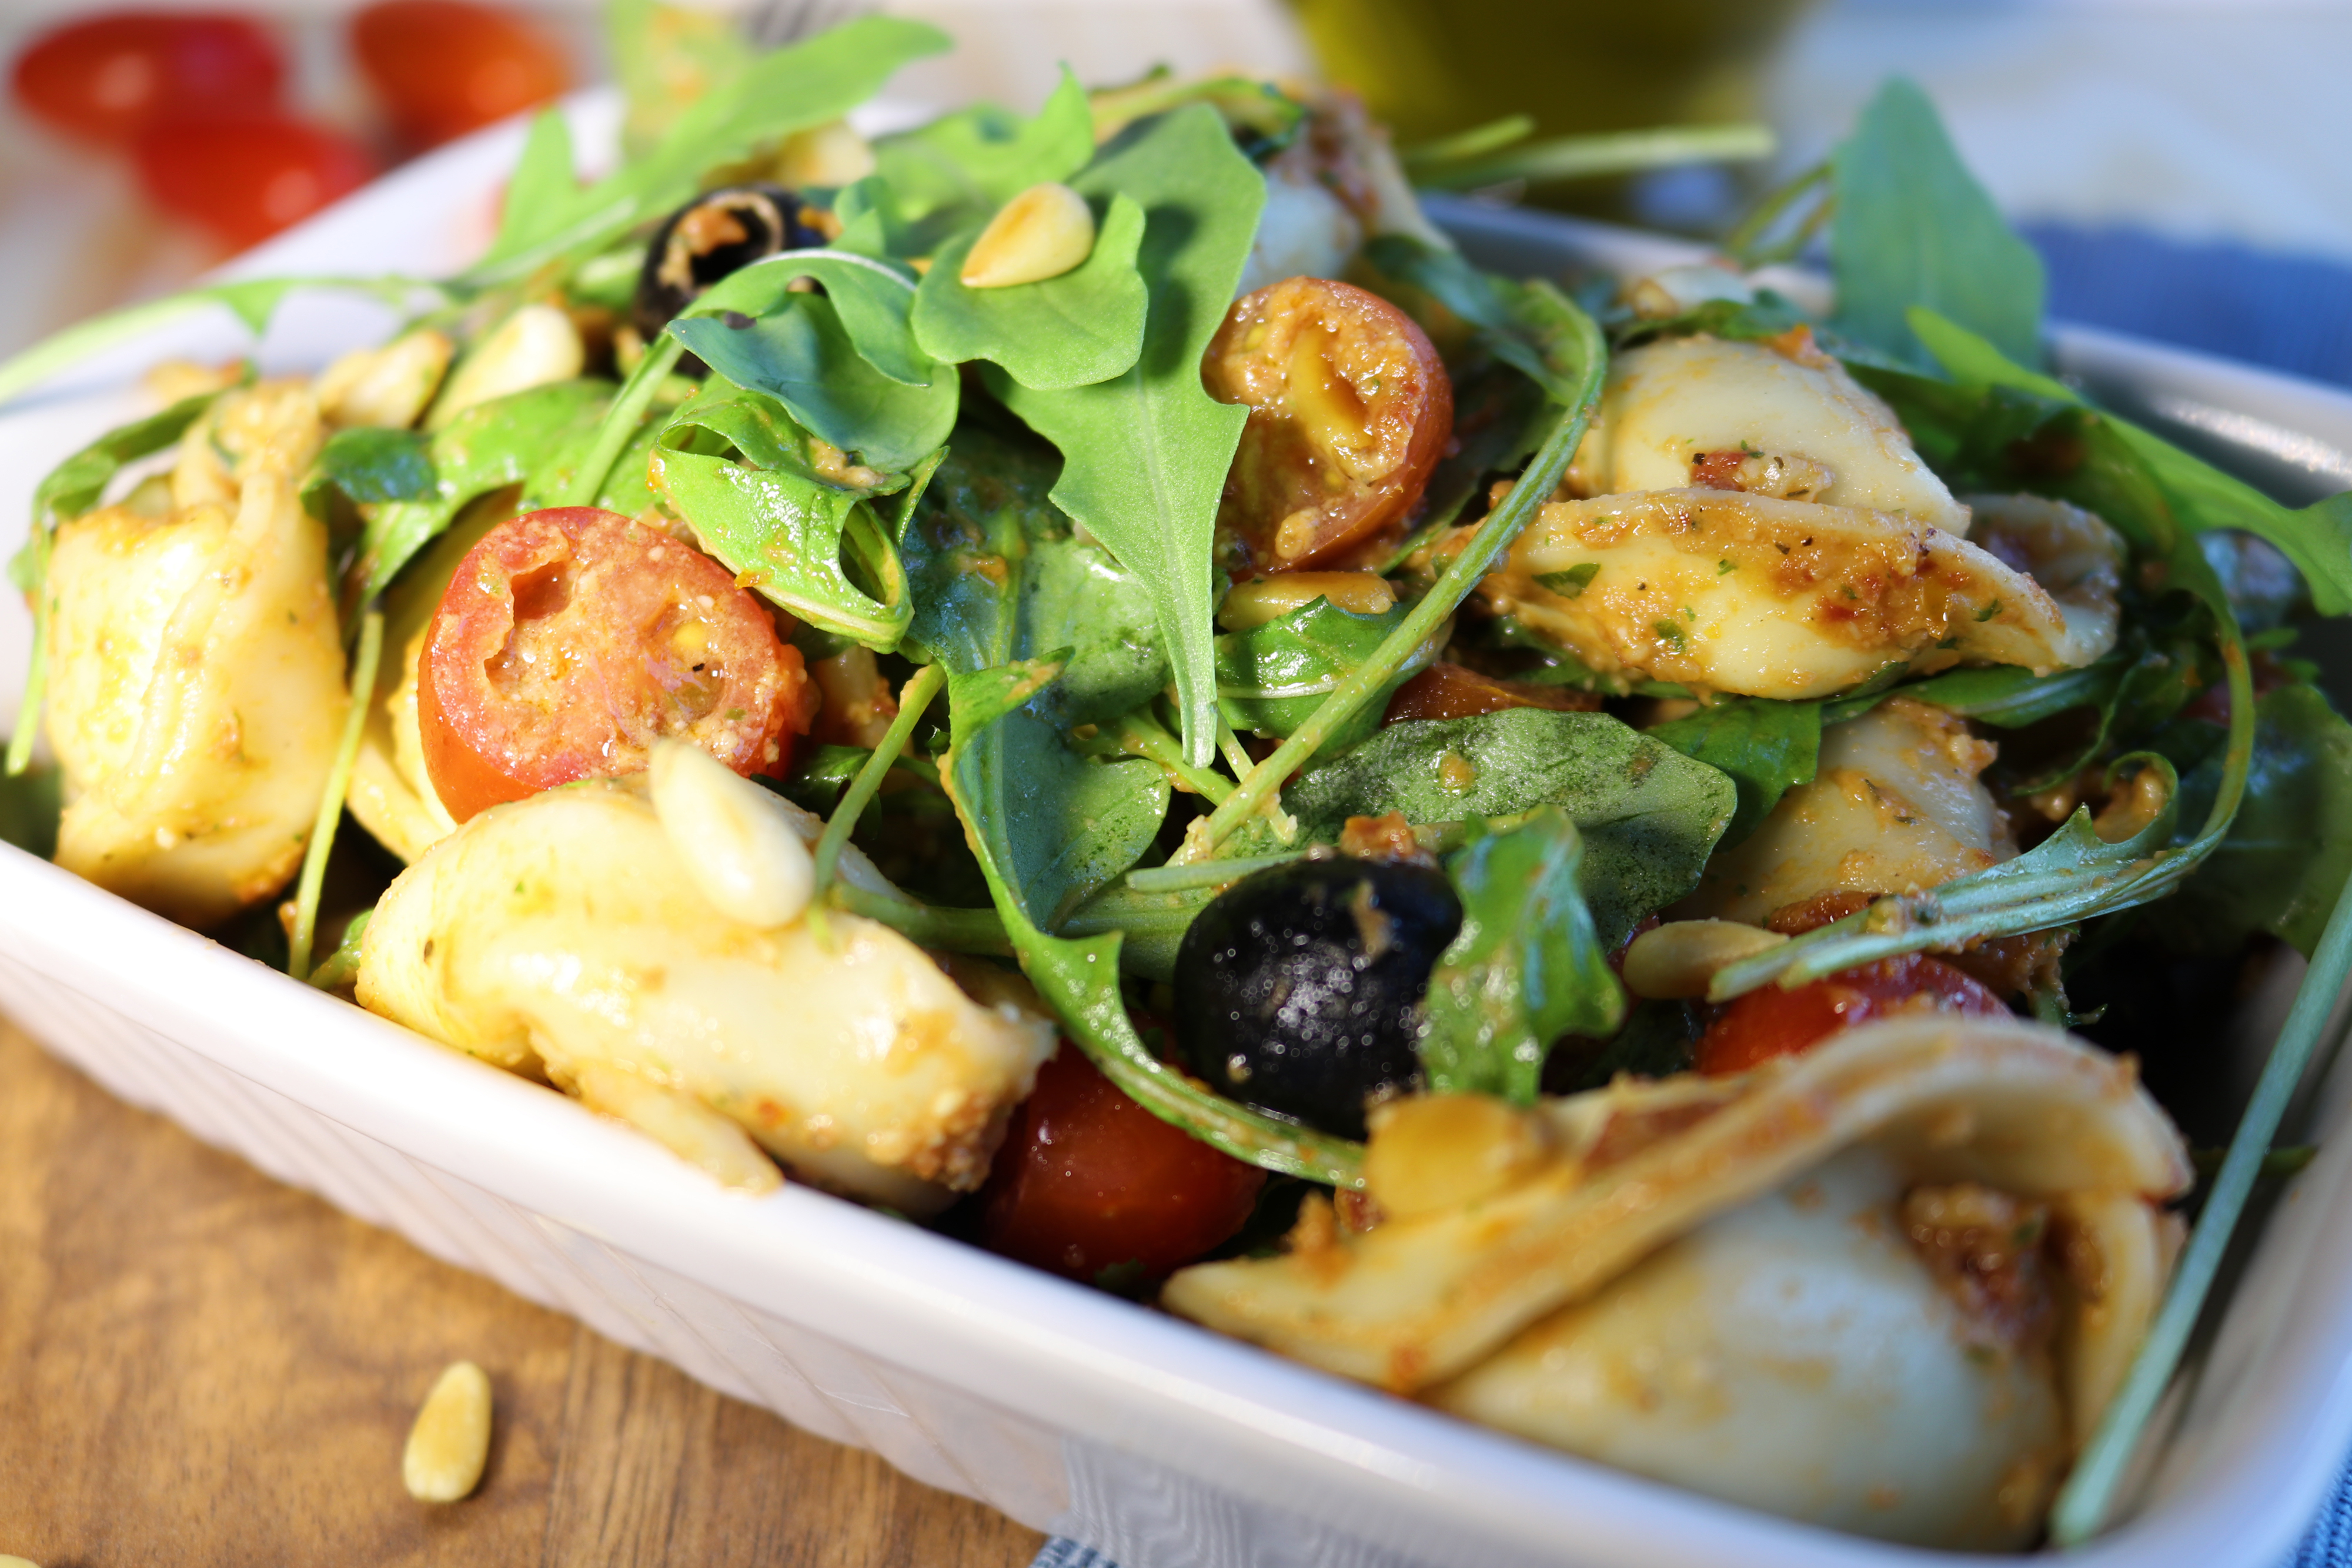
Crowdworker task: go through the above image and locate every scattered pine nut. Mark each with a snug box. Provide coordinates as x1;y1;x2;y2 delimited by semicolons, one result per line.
403;1360;493;1503
961;183;1095;289
1;1554;43;1567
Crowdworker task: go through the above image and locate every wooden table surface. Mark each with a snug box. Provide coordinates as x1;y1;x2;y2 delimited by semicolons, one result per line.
0;1015;1048;1568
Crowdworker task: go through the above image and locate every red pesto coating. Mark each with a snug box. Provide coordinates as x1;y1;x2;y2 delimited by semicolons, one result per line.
418;506;813;821
981;1048;1266;1282
1204;276;1452;571
1696;954;2007;1076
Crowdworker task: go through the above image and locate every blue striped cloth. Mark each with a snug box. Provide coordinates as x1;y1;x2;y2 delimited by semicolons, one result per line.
1026;225;2352;1568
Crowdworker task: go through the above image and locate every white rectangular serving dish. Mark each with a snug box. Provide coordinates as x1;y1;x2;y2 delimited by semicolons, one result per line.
10;96;2352;1568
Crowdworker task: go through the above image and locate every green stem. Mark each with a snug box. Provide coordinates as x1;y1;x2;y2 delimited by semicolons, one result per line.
288;607;384;982
811;663;944;897
1414;123;1775;193
559;332;684;509
1399;114;1536;172
831;882;1010;954
2048;871;2352;1544
5;529;50;777
1114;711;1235;803
1124;851;1303;893
1723;160;1830;269
1183;344;1605;861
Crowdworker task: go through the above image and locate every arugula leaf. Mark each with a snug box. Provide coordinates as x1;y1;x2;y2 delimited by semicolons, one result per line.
694;250;934;383
1419;808;1626;1103
6;386;226;776
991;105;1265;768
302;426;435;519
1908;306;2352;616
1284;710;1736;946
1829;80;2046;369
1646;698;1821;848
1215;595;1439;747
1085;71;1306;161
913;193;1151;390
871;68;1094;224
464;16;950;286
2156;683;2352;957
1362;236;1593;407
670;276;955;472
351;379;612;600
649;383;913;648
1894;661;2122;728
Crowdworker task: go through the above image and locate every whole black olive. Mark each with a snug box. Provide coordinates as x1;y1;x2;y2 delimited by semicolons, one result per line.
632;183;830;342
1174;855;1462;1139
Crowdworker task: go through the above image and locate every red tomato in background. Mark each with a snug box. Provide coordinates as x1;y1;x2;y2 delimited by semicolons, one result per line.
982;1049;1267;1283
417;507;814;822
353;0;570;149
1695;954;2007;1076
11;11;283;146
132;113;375;249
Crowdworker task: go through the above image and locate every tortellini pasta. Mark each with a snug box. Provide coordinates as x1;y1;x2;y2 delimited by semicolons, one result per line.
356;768;1057;1211
1163;1017;2189;1549
1471;332;2123;699
42;381;349;927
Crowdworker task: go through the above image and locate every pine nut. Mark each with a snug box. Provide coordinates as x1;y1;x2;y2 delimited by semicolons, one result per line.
1218;570;1397;630
649;738;814;928
403;1360;492;1503
961;183;1096;289
1;1555;45;1568
1622;919;1788;999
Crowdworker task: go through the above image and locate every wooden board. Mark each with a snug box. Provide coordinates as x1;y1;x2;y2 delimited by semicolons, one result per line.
0;1015;1047;1568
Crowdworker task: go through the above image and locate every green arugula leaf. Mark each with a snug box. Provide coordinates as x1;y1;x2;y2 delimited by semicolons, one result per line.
1829;80;2046;369
6;385;228;776
1085;71;1305;161
1361;235;1593;406
672;289;955;472
2156;683;2352;958
694;250;933;383
1646;698;1822;848
1283;710;1736;946
465;16;950;286
1893;661;2123;728
302;426;436;519
913;193;1151;390
352;378;613;600
1215;594;1439;747
991;105;1266;768
1419;808;1626;1103
0;764;60;858
1909;306;2352;616
901;422;1171;726
495;109;583;264
946;657;1069;736
649;383;914;648
871;68;1094;224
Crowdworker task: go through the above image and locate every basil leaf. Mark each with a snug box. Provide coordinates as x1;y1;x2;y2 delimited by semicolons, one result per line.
1829;79;2046;369
649;384;914;648
913;193;1150;390
466;16;950;285
671;294;954;474
992;105;1266;768
353;379;613;599
1283;710;1736;945
872;67;1094;225
1419;808;1626;1104
1215;595;1438;747
302;426;435;519
1646;698;1822;849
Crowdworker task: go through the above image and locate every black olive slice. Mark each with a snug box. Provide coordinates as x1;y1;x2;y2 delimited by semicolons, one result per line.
632;183;829;342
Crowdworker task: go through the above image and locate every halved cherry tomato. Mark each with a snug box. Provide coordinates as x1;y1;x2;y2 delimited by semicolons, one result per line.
981;1048;1267;1283
132;113;375;248
1204;276;1452;571
352;0;570;149
417;507;814;821
11;11;283;146
1695;954;2007;1076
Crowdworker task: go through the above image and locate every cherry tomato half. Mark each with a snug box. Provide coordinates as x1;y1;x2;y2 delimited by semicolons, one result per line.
12;11;283;147
353;0;570;149
981;1048;1267;1283
1696;954;2007;1076
132;113;375;249
417;507;814;821
1204;276;1452;571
